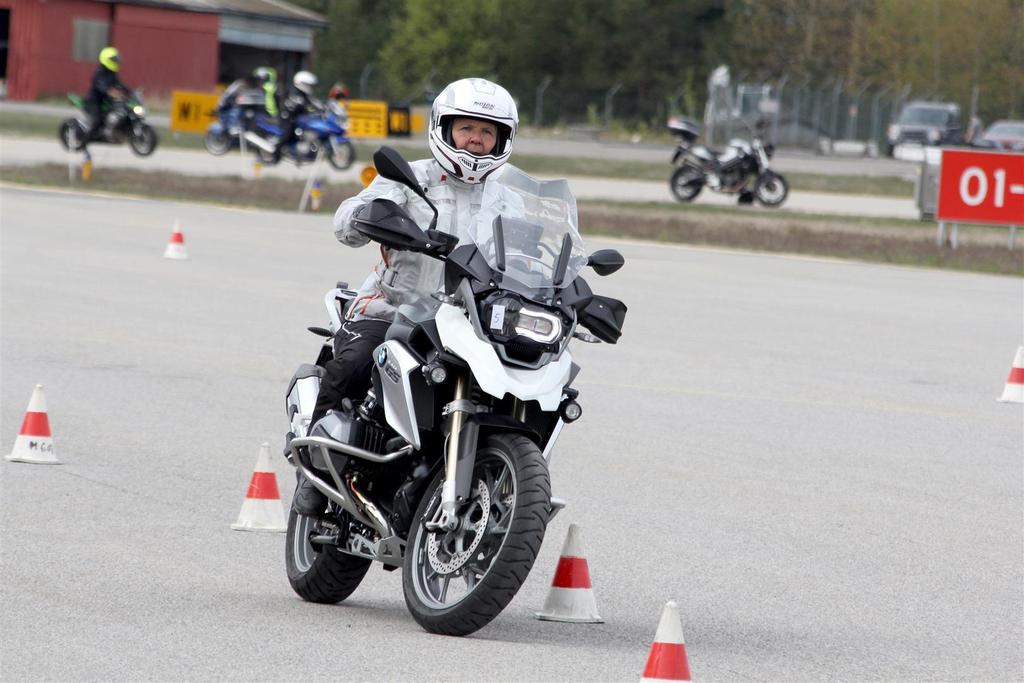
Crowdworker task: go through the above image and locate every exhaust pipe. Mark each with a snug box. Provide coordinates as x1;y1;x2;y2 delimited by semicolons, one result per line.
243;131;276;153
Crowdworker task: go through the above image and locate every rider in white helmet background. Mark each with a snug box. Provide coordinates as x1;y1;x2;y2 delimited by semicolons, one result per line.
305;77;520;447
275;69;323;157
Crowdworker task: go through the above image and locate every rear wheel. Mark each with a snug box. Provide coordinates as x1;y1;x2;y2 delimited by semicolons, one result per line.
669;165;704;202
285;501;371;603
755;171;789;207
402;433;550;636
129;124;158;156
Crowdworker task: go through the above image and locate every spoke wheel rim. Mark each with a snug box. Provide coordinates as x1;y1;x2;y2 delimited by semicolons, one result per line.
410;449;516;610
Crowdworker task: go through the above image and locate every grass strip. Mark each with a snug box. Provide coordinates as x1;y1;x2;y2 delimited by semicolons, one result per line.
2;164;1017;276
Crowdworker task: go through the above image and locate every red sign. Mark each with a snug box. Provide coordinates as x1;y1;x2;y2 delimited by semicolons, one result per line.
937;148;1024;225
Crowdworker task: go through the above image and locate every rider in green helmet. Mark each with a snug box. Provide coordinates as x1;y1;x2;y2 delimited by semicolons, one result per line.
85;47;129;144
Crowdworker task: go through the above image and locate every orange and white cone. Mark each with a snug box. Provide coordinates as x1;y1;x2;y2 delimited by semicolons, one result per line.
231;442;286;532
640;601;692;682
6;384;60;465
163;221;188;260
997;346;1024;403
535;523;603;622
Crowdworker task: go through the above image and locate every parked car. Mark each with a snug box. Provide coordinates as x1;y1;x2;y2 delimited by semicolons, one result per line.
975;120;1024;152
886;101;963;156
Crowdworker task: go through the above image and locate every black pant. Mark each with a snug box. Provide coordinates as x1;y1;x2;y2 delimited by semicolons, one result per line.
84;100;103;140
311;319;390;425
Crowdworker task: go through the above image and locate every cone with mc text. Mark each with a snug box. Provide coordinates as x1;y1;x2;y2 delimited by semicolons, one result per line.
6;384;60;465
535;523;603;622
163;221;188;260
231;442;286;532
640;601;692;682
997;345;1024;403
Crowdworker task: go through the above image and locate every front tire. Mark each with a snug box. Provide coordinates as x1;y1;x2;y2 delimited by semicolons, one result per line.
204;130;231;156
59;119;85;151
755;170;789;207
402;433;550;636
129;124;158;156
328;140;356;170
285;506;371;603
669;164;704;202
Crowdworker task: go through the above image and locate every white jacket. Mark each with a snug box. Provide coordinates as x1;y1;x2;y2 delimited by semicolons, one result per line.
334;158;510;322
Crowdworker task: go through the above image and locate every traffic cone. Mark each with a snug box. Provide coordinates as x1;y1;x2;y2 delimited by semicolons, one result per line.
535;523;603;622
163;221;188;260
640;601;692;682
997;346;1024;403
231;442;286;532
6;384;60;465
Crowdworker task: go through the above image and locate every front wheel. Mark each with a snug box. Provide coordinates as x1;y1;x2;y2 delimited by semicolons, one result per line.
403;433;551;636
328;140;356;170
129;124;158;156
285;503;372;603
669;164;704;202
755;171;789;207
204;129;231;156
59;119;86;151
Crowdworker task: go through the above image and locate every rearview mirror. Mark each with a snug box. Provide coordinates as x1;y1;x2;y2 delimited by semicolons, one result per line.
587;249;624;276
373;145;439;231
374;146;421;195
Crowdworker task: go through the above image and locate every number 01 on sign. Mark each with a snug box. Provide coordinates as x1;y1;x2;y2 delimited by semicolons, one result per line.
936;148;1024;248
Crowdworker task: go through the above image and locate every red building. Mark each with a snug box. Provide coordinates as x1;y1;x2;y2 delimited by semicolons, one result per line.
0;0;325;100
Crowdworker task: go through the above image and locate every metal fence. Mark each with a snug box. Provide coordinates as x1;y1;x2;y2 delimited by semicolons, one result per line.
703;74;926;153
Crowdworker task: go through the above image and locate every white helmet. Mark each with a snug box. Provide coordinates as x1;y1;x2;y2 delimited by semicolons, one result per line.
293;70;317;95
428;78;518;183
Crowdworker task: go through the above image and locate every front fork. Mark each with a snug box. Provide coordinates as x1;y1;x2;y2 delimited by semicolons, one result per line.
429;372;480;531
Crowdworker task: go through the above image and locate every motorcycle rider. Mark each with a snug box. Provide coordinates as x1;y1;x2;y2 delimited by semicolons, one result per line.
84;47;129;145
274;70;323;158
296;77;519;514
253;66;280;118
215;72;265;133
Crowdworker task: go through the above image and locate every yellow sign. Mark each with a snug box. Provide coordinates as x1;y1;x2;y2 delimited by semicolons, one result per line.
347;99;389;139
170;90;220;133
411;112;426;134
360;165;378;187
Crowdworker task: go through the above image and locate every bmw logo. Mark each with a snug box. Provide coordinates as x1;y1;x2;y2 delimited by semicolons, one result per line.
377;347;388;366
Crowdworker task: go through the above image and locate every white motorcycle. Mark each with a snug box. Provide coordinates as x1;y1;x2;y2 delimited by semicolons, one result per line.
283;147;627;636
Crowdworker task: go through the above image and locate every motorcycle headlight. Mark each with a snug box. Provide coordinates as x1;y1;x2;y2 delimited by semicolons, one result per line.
926;128;941;143
887;124;900;141
133;105;145;116
484;297;563;345
514;306;562;344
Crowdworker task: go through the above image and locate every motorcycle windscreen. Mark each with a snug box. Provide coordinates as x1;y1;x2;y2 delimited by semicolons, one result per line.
468;166;588;302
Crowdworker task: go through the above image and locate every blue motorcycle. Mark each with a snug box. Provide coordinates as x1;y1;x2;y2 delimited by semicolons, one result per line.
205;102;356;171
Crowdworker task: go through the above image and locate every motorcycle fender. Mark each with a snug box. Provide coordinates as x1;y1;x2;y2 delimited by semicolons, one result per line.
435;303;571;411
374;339;423;449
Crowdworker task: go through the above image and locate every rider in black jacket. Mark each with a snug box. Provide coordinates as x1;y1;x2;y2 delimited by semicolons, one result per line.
274;70;322;157
85;47;128;144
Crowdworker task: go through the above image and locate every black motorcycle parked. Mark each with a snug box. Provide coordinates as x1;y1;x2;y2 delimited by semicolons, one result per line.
667;117;788;207
59;91;158;156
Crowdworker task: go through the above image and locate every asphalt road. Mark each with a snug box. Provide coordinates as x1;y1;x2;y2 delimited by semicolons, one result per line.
0;136;921;220
1;186;1021;681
